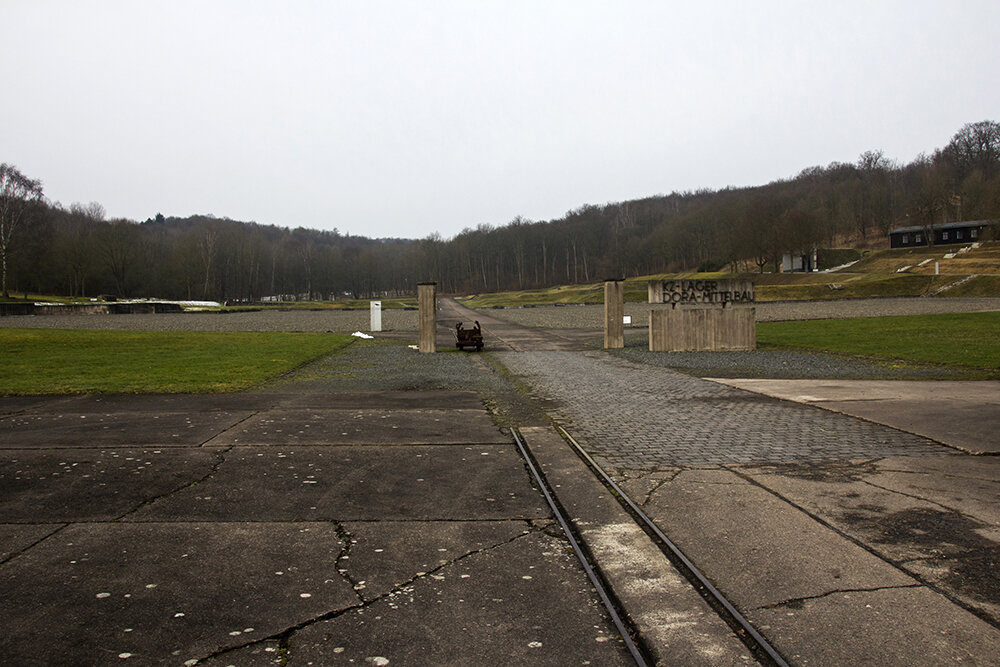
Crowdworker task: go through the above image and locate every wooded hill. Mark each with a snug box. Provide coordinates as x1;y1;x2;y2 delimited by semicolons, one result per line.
3;121;998;302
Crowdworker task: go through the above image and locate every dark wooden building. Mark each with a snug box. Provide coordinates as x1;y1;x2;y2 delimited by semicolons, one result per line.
888;220;994;248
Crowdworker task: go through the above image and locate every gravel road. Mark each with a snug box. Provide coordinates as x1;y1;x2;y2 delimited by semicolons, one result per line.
1;297;997;333
0;309;420;332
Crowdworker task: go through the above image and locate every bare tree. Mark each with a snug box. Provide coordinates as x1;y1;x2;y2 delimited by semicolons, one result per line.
945;120;1000;180
101;219;141;297
60;202;104;296
198;226;219;299
0;163;45;297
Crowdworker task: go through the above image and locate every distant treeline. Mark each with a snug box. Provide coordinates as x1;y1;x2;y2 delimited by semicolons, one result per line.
4;121;999;300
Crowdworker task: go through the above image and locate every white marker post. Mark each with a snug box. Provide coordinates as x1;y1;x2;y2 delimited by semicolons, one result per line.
370;300;382;332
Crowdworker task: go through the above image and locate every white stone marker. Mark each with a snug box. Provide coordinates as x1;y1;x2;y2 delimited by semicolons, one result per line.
370;300;382;332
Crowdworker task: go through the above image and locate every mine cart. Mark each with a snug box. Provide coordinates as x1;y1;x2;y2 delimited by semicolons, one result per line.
455;321;484;351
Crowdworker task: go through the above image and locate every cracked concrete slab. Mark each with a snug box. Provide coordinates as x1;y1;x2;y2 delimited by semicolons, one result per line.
739;457;1000;625
748;586;1000;666
129;445;550;521
288;529;631;665
633;467;916;611
209;407;509;446
0;383;654;663
619;461;1000;662
197;640;285;666
0;447;226;521
337;520;535;602
0;522;358;666
0;410;253;448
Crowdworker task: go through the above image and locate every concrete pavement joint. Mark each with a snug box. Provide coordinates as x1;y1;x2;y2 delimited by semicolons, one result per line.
0;523;68;566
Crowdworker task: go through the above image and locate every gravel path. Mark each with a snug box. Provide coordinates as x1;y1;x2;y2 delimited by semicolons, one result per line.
3;297;996;332
264;339;549;427
472;297;1000;328
0;309;419;332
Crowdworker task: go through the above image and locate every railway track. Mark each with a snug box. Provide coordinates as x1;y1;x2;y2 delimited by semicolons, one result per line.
513;425;789;666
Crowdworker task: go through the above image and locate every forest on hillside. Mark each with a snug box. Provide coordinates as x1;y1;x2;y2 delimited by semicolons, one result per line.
2;121;998;301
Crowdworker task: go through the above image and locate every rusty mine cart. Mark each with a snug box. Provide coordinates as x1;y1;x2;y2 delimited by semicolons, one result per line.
455;321;484;351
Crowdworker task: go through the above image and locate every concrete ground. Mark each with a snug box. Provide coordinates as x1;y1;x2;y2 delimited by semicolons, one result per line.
3;298;999;665
0;391;642;665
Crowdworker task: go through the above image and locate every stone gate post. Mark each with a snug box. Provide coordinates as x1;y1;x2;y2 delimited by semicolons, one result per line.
604;279;624;349
418;282;437;353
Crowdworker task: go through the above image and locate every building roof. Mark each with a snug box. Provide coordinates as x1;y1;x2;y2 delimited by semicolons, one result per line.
888;219;996;235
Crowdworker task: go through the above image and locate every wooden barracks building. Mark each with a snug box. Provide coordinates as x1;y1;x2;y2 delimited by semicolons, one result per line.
888;220;995;248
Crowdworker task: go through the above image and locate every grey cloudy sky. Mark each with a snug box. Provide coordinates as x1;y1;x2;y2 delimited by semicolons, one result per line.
3;1;998;239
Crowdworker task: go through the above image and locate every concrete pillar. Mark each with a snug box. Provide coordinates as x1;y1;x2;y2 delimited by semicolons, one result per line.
417;282;437;353
647;280;664;304
604;280;624;349
370;300;382;332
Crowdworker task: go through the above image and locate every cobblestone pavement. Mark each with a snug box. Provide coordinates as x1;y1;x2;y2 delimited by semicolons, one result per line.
498;350;951;467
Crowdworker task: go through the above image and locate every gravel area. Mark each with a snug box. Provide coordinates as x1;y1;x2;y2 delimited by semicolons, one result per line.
0;309;419;332
264;339;548;427
3;297;996;332
612;332;985;380
472;297;1000;328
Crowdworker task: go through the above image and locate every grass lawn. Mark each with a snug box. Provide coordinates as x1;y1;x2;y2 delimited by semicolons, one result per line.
0;329;354;394
758;311;1000;373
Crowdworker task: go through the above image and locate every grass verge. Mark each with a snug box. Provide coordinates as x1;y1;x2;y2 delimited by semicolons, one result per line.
757;311;1000;374
0;329;354;395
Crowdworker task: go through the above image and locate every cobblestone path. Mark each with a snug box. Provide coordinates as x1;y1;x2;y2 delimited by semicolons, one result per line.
498;351;951;467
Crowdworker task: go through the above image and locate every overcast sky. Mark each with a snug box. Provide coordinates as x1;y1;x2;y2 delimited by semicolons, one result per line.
3;1;998;239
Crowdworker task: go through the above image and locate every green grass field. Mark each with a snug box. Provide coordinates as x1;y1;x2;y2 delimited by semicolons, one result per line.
0;329;354;395
758;311;1000;373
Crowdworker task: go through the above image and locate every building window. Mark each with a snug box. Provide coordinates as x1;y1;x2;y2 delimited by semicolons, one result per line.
901;234;909;244
943;231;949;241
957;231;963;240
972;229;978;238
916;234;923;243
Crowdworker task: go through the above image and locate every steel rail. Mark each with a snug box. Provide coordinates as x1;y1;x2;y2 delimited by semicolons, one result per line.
556;426;790;667
510;428;650;667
